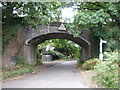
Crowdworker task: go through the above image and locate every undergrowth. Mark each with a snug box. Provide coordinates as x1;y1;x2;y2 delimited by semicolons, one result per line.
93;51;119;88
78;52;119;88
2;57;39;80
2;64;38;80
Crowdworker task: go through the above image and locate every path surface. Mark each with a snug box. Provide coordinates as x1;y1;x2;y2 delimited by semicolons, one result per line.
3;61;89;88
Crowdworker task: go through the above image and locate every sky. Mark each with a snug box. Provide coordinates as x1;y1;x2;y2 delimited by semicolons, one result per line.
61;7;77;23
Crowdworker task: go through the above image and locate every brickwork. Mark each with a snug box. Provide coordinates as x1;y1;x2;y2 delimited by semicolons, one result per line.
3;28;24;66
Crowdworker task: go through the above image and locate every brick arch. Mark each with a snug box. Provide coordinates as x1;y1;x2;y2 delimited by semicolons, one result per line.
24;32;91;64
3;22;95;66
21;23;95;64
25;30;90;64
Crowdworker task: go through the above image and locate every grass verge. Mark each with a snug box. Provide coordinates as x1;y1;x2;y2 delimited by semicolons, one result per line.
2;64;39;81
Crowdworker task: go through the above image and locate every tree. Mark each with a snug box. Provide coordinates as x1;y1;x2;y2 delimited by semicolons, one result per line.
2;2;66;27
66;2;119;51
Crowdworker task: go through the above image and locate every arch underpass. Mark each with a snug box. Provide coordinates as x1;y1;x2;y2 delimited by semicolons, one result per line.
22;22;95;65
26;32;90;64
3;22;96;65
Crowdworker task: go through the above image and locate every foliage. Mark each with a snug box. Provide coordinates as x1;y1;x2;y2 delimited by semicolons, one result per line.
94;51;119;88
77;59;84;67
48;50;66;60
17;56;26;65
36;47;42;59
2;23;22;50
105;39;119;52
66;2;119;52
2;2;65;27
53;39;81;58
37;39;81;59
2;2;65;49
2;2;119;55
65;23;82;37
82;59;99;70
35;59;42;65
3;56;39;80
73;2;119;27
104;51;118;63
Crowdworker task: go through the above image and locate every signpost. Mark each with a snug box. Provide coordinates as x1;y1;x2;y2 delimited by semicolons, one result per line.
99;39;107;61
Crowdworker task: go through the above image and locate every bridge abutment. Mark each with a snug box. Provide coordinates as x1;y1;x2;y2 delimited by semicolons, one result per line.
22;44;37;65
82;46;90;61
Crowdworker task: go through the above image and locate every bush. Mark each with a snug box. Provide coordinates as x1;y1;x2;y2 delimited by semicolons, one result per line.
82;59;99;70
104;51;118;63
94;51;119;88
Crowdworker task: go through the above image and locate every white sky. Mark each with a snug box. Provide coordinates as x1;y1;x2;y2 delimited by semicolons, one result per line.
61;7;77;23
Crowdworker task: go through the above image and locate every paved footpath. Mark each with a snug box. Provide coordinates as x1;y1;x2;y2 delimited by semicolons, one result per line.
3;61;89;88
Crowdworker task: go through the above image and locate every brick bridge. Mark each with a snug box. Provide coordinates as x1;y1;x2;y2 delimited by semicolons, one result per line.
3;22;95;66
